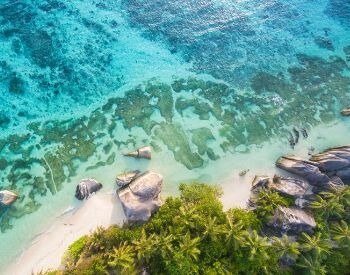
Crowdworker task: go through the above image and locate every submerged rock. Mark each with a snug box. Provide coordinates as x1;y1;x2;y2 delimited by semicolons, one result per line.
116;170;141;187
0;190;18;206
118;171;162;222
270;206;316;235
341;108;350;116
124;146;152;159
239;169;250;176
75;179;103;200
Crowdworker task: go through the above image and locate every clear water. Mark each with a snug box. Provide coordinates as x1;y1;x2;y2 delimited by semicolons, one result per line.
0;0;350;271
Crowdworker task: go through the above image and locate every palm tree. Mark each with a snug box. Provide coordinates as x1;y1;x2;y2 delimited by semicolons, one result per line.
241;230;278;274
252;190;288;220
297;254;326;275
108;242;136;274
243;230;270;261
174;205;201;232
272;234;300;261
132;229;158;263
331;220;350;249
88;226;107;252
309;193;344;220
299;232;331;259
223;214;245;251
178;232;201;261
202;216;222;240
156;232;175;259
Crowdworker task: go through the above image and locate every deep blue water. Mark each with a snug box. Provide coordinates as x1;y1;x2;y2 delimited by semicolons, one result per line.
0;0;350;270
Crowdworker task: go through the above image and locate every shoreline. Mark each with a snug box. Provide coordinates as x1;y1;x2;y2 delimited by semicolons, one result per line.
4;120;350;274
4;176;253;275
5;192;125;275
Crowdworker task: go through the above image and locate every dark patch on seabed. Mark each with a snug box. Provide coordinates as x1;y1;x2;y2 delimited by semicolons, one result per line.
0;0;124;130
0;51;350;232
122;0;350;85
325;0;350;28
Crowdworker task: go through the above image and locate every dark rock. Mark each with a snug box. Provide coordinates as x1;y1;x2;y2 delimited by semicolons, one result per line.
268;175;312;198
75;179;103;200
294;198;311;208
124;146;151;159
118;171;162;222
292;127;300;144
251;175;312;198
341;108;350;116
336;168;350;183
301;128;308;138
314;36;335;51
116;170;141;187
239;169;249;176
270;206;316;235
251;175;270;193
0;190;18;206
276;156;331;189
310;148;350;172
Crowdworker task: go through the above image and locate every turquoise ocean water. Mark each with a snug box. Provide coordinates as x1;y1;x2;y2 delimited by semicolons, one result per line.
0;0;350;270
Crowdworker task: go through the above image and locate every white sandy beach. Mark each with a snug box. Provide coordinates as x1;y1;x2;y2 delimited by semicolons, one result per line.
5;192;126;275
4;178;252;275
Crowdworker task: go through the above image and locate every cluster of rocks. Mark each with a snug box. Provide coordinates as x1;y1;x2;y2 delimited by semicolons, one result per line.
74;146;163;223
117;146;163;223
117;171;163;222
251;145;350;235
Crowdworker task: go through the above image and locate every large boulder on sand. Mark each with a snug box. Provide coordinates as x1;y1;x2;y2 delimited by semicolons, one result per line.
75;179;103;200
0;190;18;206
270;206;316;235
268;176;312;198
118;171;162;222
251;175;312;198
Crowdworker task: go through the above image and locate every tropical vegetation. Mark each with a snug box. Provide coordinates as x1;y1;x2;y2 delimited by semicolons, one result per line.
44;183;350;275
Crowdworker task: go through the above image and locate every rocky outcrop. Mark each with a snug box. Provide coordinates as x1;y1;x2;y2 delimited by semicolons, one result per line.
0;190;18;206
277;147;350;189
124;146;151;159
269;176;312;198
118;171;162;222
251;176;270;193
276;156;331;190
341;108;350;116
270;206;316;235
116;170;141;187
75;179;103;200
251;175;312;198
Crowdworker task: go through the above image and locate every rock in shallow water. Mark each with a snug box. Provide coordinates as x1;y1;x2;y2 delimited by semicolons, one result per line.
0;190;18;206
124;146;151;159
270;206;316;235
75;179;103;200
118;171;162;222
341;108;350;116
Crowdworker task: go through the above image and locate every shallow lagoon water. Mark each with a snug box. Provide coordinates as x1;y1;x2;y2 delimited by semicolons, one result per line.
0;0;350;271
